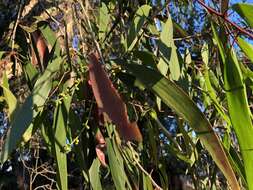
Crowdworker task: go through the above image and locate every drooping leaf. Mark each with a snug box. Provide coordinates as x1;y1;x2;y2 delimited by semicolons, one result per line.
156;15;179;109
212;23;253;189
89;158;102;190
1;73;18;121
124;63;240;190
201;43;231;125
237;37;253;63
127;5;152;51
52;94;71;190
157;15;180;80
99;2;110;41
0;58;62;163
23;62;39;89
157;18;172;77
106;138;131;190
223;49;253;190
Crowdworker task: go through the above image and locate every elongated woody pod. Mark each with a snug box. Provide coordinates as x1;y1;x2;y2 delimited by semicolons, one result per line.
88;52;142;142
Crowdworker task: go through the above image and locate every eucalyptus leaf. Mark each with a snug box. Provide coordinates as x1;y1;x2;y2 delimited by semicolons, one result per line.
124;63;240;190
232;3;253;28
0;58;62;163
127;5;151;51
213;24;253;190
237;37;253;63
99;2;110;41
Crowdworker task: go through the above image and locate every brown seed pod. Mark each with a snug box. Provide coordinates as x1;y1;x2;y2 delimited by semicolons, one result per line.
88;52;142;142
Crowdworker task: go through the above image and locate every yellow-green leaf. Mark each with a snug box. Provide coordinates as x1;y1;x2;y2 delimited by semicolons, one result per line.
232;3;253;28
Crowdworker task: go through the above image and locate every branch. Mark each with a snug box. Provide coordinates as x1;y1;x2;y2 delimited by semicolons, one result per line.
196;0;253;40
135;160;163;190
127;142;163;190
11;0;24;51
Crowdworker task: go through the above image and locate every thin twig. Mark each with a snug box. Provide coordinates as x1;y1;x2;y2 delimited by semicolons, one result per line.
11;0;24;51
174;32;208;41
64;21;73;70
48;71;69;98
155;117;182;151
196;0;253;39
133;154;163;190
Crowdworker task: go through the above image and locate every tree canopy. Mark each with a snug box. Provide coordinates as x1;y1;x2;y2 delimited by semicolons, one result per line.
1;0;253;189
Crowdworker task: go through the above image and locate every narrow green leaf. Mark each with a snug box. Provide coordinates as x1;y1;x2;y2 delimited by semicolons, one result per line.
237;37;253;63
125;64;240;190
23;62;39;89
127;5;151;51
52;79;73;190
40;24;56;47
99;2;110;40
157;16;180;80
40;24;60;57
157;17;171;75
1;73;18;121
0;58;62;163
201;44;231;125
211;22;226;63
53;96;71;190
89;158;102;190
213;23;252;189
143;173;154;190
41;122;53;153
232;3;253;28
224;49;253;190
228;146;247;187
106;138;130;190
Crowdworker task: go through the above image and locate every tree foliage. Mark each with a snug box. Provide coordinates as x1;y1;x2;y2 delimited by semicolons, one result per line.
0;0;253;189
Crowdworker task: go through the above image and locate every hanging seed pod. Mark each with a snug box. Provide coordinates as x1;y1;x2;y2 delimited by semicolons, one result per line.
88;52;142;142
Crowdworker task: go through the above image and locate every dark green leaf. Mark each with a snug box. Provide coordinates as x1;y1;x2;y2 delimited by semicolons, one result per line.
0;58;62;163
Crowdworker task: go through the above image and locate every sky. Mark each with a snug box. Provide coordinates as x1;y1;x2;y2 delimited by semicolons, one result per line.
230;0;253;3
